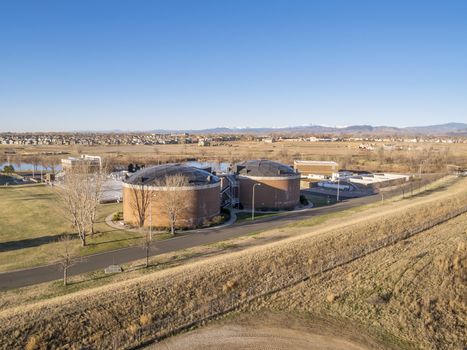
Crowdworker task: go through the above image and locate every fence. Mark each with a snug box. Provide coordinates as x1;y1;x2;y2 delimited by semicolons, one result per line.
105;204;467;350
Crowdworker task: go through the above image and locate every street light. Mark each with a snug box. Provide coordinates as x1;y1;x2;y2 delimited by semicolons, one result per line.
252;183;261;221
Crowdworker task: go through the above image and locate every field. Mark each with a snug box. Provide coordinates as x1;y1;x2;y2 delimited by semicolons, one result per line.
302;192;337;206
2;139;467;174
0;184;148;272
0;176;465;349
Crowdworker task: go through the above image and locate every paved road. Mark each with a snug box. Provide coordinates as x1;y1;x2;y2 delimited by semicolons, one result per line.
0;191;390;290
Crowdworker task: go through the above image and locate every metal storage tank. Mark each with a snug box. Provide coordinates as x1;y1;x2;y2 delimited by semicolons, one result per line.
236;160;300;210
123;164;221;228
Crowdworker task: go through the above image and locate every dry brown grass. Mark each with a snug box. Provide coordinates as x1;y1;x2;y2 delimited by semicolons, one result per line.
0;177;465;349
262;213;467;349
2;140;466;173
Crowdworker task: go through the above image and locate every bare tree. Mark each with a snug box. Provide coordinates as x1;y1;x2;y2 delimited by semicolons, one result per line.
277;147;290;164
39;158;49;182
47;157;60;175
30;155;42;178
57;235;80;286
56;163;104;246
88;164;107;235
156;174;189;235
377;146;385;165
11;153;22;170
128;180;153;228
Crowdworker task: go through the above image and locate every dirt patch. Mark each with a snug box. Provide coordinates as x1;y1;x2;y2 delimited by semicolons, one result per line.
151;313;389;350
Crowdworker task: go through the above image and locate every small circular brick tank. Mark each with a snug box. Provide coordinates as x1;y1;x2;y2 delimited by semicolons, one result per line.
123;164;221;228
236;159;300;210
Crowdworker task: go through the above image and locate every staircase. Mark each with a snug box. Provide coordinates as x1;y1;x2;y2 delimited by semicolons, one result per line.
221;175;239;208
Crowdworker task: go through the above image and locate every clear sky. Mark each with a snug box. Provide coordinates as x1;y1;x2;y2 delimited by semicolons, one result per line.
1;0;466;131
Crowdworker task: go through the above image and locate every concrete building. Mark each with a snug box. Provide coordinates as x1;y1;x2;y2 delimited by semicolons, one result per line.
345;173;410;189
61;154;102;172
122;164;221;228
293;160;339;179
236;160;300;210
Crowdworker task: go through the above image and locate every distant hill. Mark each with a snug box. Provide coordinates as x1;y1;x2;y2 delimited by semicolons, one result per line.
150;122;467;136
403;122;467;135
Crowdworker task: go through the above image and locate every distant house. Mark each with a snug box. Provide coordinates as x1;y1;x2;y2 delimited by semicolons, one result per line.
198;139;211;147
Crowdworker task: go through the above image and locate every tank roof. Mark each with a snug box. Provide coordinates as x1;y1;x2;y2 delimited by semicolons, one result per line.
235;159;297;177
125;164;220;186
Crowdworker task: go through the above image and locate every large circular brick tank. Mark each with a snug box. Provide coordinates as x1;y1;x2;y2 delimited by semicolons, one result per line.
236;160;300;210
123;164;221;228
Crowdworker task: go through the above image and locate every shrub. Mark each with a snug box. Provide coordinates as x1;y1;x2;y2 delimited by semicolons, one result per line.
127;324;138;335
222;279;238;293
326;292;338;303
210;215;224;225
112;211;123;221
139;314;152;326
25;336;38;350
2;165;14;174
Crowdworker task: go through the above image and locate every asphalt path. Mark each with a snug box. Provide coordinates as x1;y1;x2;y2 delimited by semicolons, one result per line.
0;192;385;290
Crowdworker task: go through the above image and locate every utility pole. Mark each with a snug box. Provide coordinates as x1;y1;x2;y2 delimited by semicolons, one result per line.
148;192;157;241
149;200;152;241
252;183;261;221
336;177;340;202
418;163;423;194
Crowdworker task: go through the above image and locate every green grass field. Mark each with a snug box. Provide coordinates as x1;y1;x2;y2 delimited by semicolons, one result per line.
302;193;337;207
0;184;145;272
235;211;281;223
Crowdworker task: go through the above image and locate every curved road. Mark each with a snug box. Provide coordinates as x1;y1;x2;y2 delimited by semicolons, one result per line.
0;192;387;290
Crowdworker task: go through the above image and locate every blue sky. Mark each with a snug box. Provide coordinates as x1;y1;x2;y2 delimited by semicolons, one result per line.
0;0;466;131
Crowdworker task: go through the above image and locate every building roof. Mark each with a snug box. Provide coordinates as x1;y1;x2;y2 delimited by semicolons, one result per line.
294;160;338;166
235;159;297;177
125;164;220;186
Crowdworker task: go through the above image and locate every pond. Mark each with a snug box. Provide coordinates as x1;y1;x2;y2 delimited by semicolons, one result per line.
0;162;62;172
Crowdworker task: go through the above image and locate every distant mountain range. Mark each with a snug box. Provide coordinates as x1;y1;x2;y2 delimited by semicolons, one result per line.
150;122;467;136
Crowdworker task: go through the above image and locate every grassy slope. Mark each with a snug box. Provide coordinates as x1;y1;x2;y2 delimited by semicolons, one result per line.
154;213;466;350
0;177;465;349
264;213;467;349
0;184;143;271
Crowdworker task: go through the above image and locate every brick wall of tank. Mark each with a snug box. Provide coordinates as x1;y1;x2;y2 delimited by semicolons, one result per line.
238;176;300;210
123;184;221;228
